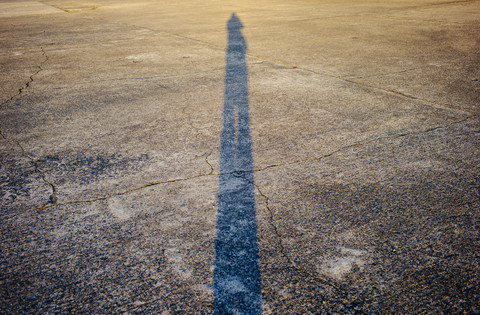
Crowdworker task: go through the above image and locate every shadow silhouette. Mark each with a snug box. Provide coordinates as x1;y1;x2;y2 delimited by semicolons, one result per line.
213;13;262;314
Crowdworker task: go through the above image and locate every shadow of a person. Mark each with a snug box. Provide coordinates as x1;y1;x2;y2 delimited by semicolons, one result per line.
213;13;262;315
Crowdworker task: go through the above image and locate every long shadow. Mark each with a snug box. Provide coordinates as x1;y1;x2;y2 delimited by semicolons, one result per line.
213;13;261;314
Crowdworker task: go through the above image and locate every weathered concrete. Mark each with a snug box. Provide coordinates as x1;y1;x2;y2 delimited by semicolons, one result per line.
1;0;479;313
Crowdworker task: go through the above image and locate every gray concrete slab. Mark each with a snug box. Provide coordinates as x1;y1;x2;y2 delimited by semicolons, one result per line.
1;0;479;313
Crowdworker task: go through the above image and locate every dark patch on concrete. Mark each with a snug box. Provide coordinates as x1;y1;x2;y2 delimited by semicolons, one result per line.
36;151;150;186
0;207;213;314
0;150;51;215
260;179;479;313
259;119;480;313
0;155;35;203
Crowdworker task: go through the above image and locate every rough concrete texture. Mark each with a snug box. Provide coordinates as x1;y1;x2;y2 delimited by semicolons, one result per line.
1;0;479;313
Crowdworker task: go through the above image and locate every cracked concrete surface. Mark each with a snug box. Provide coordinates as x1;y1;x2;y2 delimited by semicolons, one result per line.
1;0;479;313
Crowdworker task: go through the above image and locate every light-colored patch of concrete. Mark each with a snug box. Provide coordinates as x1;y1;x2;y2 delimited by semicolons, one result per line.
319;247;367;280
405;159;446;171
0;1;63;17
125;53;161;63
193;283;213;298
164;243;193;279
218;276;247;294
108;196;134;221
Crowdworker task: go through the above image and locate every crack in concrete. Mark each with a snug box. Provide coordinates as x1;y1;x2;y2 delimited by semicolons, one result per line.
205;152;215;175
181;98;217;175
104;69;223;83
246;114;476;311
0;47;59;206
253;181;366;313
75;2;477;119
38;0;477;117
42;2;477;118
346;67;420;80
252;114;478;173
37;0;97;13
0;131;58;205
0;47;48;110
247;117;478;311
61;7;98;13
2;174;208;220
147;28;479;116
249;58;479;116
5;114;476;220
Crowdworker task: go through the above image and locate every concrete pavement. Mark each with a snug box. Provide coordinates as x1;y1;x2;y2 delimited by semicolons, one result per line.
1;0;479;313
